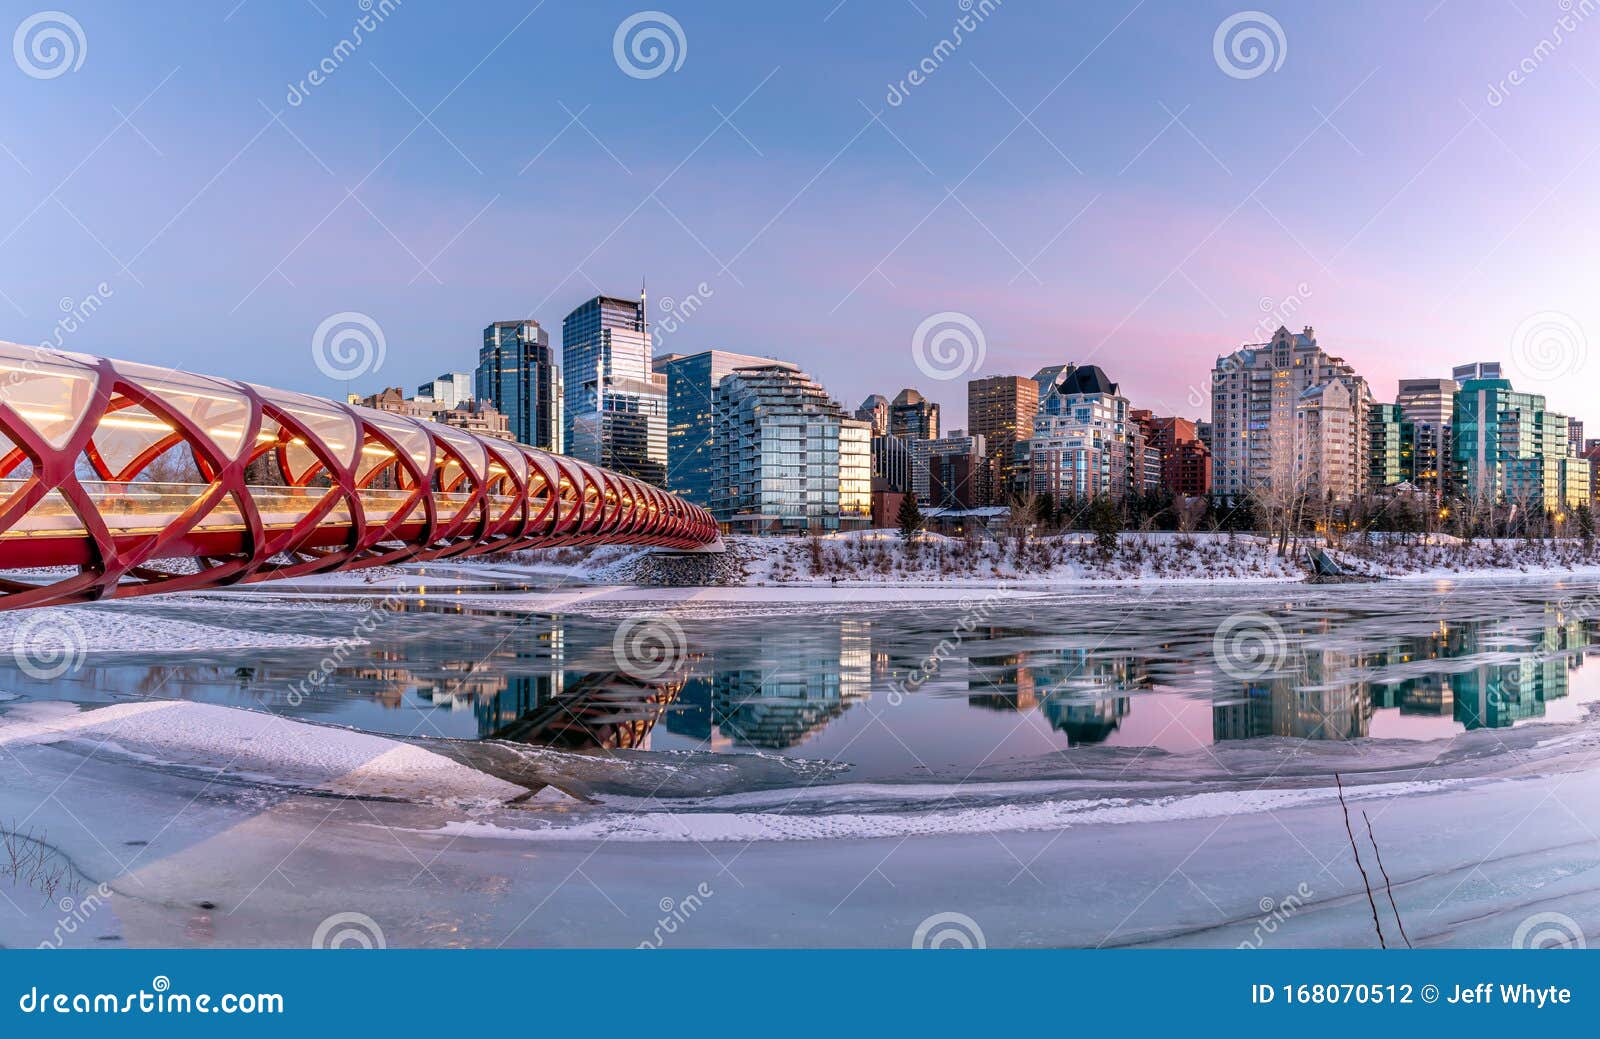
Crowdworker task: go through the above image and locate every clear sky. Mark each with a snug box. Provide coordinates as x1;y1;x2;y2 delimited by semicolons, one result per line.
4;0;1599;427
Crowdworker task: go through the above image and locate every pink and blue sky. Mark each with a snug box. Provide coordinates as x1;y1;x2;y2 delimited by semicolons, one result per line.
3;1;1599;424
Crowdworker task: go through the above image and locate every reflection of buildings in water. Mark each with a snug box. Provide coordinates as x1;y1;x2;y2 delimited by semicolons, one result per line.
1040;694;1131;745
696;620;873;749
1449;616;1583;730
967;645;1143;744
1211;613;1591;741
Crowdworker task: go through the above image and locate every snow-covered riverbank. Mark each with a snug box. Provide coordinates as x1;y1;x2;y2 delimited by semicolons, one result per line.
488;532;1600;590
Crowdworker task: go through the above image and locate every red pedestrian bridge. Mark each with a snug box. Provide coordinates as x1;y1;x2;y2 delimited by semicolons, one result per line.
0;342;718;610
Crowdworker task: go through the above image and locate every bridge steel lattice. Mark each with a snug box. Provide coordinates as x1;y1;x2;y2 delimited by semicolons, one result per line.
0;342;718;610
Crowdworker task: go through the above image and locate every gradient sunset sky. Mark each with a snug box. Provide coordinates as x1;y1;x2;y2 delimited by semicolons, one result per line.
4;1;1599;424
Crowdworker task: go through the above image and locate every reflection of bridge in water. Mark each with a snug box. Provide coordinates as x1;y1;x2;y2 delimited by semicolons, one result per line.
0;343;717;609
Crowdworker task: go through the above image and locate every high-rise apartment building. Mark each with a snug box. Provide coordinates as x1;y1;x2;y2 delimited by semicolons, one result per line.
889;388;940;441
1027;365;1149;500
1368;403;1413;491
1395;377;1457;499
710;364;871;534
561;291;667;483
1137;414;1212;498
476;321;562;451
655;350;796;507
1209;325;1371;503
968;375;1039;504
1569;418;1585;458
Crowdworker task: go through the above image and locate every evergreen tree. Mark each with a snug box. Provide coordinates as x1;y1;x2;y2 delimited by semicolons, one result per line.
1579;503;1595;548
1032;492;1055;529
1091;495;1120;554
896;493;923;543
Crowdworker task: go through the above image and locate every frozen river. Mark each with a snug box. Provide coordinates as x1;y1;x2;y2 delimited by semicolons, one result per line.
3;573;1600;948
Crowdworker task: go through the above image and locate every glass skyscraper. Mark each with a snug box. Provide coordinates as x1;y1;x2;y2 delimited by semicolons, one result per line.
656;350;796;507
475;320;562;452
561;291;668;483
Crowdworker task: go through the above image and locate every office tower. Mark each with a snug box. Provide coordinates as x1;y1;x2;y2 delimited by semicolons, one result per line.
1209;325;1371;503
855;394;891;437
1453;361;1502;383
871;433;911;494
1027;365;1147;500
889;388;940;441
1453;370;1580;511
710;364;871;534
1569;418;1585;458
1396;377;1457;499
655;350;796;507
416;371;474;410
476;321;562;451
968;375;1039;504
562;291;667;482
909;430;989;507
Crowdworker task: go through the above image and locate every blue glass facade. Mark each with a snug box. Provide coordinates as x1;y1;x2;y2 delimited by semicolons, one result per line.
476;321;561;451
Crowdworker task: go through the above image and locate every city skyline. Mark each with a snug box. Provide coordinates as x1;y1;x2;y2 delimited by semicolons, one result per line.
7;4;1600;430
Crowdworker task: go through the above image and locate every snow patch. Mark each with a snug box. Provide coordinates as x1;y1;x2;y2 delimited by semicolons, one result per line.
0;700;527;804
